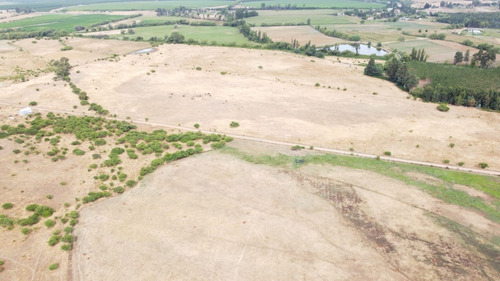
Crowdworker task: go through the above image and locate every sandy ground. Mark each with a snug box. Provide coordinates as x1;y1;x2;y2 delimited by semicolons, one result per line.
252;25;346;46
73;147;500;281
0;40;498;170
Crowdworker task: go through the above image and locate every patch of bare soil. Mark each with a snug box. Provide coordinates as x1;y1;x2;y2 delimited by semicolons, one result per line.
252;26;346;46
73;151;500;280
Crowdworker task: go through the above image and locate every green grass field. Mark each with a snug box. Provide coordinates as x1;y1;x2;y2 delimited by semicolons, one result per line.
67;0;235;11
0;14;127;32
0;0;142;11
241;0;385;9
245;9;359;26
108;25;253;45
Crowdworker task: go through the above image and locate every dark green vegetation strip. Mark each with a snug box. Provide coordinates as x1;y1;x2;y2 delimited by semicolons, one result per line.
242;0;385;9
221;147;500;222
408;61;500;92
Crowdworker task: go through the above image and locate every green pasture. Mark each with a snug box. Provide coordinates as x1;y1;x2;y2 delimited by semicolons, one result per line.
241;0;385;9
245;9;359;26
0;14;127;32
67;0;235;11
108;25;253;44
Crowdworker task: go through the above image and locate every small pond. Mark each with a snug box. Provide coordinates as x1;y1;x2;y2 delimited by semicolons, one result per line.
329;44;388;56
131;48;155;54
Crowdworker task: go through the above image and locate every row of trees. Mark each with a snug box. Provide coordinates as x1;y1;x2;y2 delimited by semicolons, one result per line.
413;85;500;110
454;47;497;68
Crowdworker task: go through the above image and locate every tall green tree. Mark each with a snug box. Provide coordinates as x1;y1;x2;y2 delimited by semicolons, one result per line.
364;57;382;77
454;51;463;64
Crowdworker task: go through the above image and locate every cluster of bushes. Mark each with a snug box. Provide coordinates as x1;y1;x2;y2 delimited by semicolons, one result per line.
102;147;124;167
82;191;111;204
0;214;15;230
140;147;203;176
69;82;89;105
18;204;54;226
88;103;109;115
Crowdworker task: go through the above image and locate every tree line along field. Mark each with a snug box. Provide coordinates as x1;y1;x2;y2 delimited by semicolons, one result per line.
66;0;236;11
240;0;385;9
0;14;128;32
105;25;254;45
244;9;360;26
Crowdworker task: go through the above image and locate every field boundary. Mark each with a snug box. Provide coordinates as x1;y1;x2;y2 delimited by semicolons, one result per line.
0;101;498;177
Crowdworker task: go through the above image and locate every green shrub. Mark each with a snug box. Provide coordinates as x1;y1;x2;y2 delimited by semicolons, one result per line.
194;123;200;129
458;162;465;166
48;235;61;246
230;121;239;128
71;140;81;145
291;145;304;151
0;260;4;266
61;234;75;243
13;149;21;154
61;244;72;251
211;141;225;150
0;214;15;229
21;228;31;235
98;174;109;181
64;227;73;233
44;219;55;228
113;186;125;194
29;101;38;106
2;203;13;209
94;139;106;146
73;148;85;155
82;191;111;203
68;211;78;219
383;151;392;156
118;173;127;182
126;180;137;188
437;103;450;112
478;162;488;169
89;163;97;169
49;263;59;270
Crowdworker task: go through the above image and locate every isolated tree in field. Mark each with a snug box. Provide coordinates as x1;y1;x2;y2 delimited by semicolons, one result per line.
364;58;382;77
454;51;463;64
167;31;185;43
464;50;470;64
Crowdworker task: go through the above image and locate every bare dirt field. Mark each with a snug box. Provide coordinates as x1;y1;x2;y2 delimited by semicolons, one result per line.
73;146;500;281
252;25;346;46
0;39;498;170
